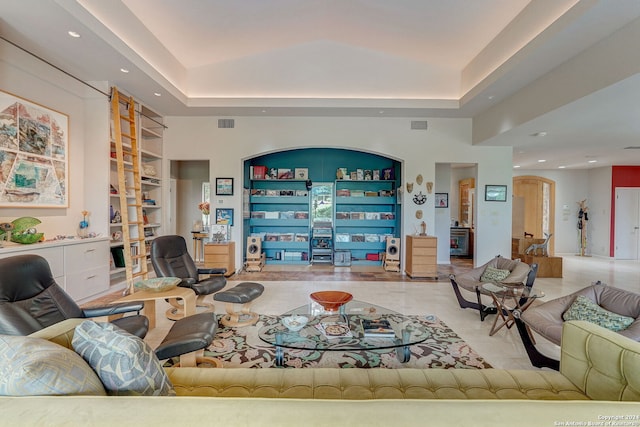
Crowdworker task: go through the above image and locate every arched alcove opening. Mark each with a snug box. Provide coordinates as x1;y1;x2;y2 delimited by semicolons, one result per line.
242;148;402;268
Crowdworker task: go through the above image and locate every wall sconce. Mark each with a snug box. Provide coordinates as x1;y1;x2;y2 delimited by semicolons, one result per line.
305;179;312;191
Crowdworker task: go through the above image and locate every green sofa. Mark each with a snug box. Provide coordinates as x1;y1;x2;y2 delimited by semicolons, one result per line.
0;319;638;426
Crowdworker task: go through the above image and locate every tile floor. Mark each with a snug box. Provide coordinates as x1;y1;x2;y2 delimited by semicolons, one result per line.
103;255;640;370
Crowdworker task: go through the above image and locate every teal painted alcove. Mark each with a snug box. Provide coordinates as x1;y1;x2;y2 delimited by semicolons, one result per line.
243;148;402;265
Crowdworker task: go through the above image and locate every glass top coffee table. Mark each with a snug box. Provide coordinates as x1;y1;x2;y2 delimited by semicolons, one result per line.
258;300;430;367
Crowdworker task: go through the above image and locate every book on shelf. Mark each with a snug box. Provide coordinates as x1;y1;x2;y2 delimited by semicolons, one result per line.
361;319;395;338
278;233;294;242
279;211;295;219
335;233;350;243
277;169;293;179
315;321;352;339
294;168;308;180
364;233;379;243
253;165;267;179
351;234;365;242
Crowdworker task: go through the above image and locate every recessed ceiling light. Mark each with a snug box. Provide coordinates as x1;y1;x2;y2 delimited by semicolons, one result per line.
120;68;129;73
154;92;161;97
67;31;80;38
588;160;597;163
537;159;546;163
487;95;495;100
513;165;521;168
558;166;566;169
531;131;547;137
261;109;267;113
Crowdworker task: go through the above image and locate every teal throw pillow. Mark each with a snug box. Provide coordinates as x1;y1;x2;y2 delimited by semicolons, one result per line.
480;266;511;283
562;295;635;332
72;320;175;396
0;335;106;396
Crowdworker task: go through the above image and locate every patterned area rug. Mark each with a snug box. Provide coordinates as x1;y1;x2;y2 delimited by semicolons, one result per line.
192;315;491;369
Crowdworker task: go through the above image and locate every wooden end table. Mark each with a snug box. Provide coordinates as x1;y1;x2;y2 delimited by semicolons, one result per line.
481;283;544;336
116;286;196;330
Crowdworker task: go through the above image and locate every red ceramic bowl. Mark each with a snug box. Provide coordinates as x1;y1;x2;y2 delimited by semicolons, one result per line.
310;291;353;312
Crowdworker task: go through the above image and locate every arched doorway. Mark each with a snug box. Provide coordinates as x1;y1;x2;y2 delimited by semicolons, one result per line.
513;176;556;255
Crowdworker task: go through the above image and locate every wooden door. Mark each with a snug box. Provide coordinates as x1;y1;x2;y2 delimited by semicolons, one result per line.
459;178;475;228
513;176;555;255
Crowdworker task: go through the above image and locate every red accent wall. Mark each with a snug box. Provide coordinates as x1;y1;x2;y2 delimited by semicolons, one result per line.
610;166;640;256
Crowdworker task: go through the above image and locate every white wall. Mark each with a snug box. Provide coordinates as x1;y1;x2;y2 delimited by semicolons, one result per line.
164;116;514;267
513;168;613;257
586;166;613;257
0;39;109;238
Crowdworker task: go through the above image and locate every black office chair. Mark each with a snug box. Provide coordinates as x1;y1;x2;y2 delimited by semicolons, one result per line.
0;254;148;338
151;235;227;320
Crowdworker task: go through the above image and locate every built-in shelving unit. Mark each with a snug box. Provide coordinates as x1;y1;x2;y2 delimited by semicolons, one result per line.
244;148;401;266
109;100;164;287
334;179;397;265
249;179;310;264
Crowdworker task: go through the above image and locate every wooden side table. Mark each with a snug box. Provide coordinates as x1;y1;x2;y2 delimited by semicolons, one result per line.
115;286;196;330
481;283;544;336
204;241;235;277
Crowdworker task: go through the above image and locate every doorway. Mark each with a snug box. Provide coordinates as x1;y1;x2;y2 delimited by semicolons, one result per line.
169;160;210;257
513;176;556;255
614;188;640;260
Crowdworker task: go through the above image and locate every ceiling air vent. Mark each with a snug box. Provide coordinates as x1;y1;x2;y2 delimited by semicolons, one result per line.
218;119;235;129
410;120;428;130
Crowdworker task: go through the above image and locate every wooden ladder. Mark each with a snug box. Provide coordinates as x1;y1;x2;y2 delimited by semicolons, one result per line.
111;87;148;294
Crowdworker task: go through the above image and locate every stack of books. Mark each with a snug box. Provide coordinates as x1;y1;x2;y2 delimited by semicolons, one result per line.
361;319;395;338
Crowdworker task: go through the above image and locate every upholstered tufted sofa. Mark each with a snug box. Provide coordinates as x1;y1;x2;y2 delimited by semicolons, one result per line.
0;319;638;426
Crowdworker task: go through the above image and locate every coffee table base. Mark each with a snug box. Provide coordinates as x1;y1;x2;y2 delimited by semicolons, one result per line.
272;330;415;367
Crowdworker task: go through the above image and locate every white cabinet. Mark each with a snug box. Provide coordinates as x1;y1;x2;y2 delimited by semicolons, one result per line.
0;238;110;303
64;240;110;301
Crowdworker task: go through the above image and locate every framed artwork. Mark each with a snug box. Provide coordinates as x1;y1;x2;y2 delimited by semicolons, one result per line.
435;193;448;208
0;89;69;207
215;208;234;226
209;223;230;242
215;177;234;195
485;185;507;202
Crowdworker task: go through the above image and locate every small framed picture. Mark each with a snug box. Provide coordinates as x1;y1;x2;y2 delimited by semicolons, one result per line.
485;185;507;202
435;193;448;208
216;178;234;195
215;208;234;226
